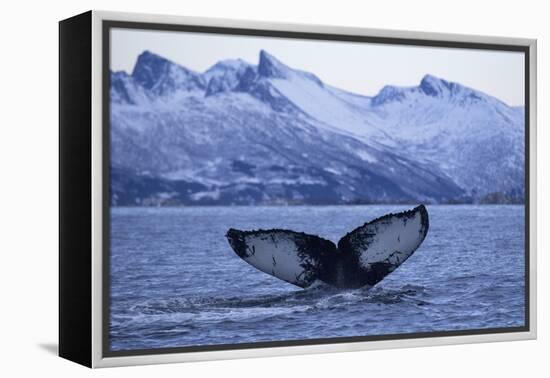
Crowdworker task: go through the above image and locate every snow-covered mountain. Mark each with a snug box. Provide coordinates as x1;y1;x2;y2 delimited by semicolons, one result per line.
109;50;524;206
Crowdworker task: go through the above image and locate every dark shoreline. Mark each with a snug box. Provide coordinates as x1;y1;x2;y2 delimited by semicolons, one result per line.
110;202;525;208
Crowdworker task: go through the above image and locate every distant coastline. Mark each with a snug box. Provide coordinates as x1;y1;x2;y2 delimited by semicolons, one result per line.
110;194;525;208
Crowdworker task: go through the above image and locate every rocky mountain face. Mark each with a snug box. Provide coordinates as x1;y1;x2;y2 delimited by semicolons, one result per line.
109;50;524;206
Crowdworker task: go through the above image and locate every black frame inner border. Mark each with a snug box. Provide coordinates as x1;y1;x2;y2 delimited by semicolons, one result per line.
102;19;531;358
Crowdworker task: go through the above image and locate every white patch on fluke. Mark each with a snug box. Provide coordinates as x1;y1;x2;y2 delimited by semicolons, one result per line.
350;209;427;269
239;233;314;286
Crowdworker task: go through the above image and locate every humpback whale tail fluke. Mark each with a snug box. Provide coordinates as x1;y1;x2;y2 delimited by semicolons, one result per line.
226;205;429;289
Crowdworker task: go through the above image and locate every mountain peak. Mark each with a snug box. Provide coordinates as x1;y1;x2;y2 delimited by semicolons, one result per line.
211;58;248;69
420;74;459;97
372;85;407;106
204;59;252;79
132;50;175;89
139;49;164;60
371;75;484;106
133;50;173;70
203;59;254;96
131;50;205;94
258;50;292;78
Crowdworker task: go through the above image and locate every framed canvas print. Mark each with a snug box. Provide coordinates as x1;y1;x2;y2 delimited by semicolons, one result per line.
59;10;537;368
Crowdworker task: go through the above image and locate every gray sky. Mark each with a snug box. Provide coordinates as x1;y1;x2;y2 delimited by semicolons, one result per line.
110;28;525;106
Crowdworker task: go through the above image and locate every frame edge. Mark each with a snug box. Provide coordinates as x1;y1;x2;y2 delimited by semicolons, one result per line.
89;9;537;367
59;10;93;368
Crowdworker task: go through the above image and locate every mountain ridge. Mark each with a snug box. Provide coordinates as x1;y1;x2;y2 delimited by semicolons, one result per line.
109;50;524;206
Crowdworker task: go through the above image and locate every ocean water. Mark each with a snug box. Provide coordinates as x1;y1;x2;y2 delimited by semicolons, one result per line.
109;205;525;351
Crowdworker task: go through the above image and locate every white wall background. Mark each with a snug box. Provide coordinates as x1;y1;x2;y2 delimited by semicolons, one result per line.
0;0;546;376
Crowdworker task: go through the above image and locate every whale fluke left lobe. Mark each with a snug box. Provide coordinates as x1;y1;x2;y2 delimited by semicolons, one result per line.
225;228;337;288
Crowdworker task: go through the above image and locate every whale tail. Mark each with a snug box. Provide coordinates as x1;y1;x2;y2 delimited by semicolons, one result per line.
225;205;429;289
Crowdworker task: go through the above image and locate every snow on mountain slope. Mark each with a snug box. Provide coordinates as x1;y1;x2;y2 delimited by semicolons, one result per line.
109;50;524;205
254;51;382;138
367;75;525;195
111;71;152;106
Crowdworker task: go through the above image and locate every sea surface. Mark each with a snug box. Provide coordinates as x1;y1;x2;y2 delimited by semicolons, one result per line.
109;205;525;351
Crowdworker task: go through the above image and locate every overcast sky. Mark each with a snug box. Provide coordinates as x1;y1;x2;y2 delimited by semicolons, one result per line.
110;28;525;106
